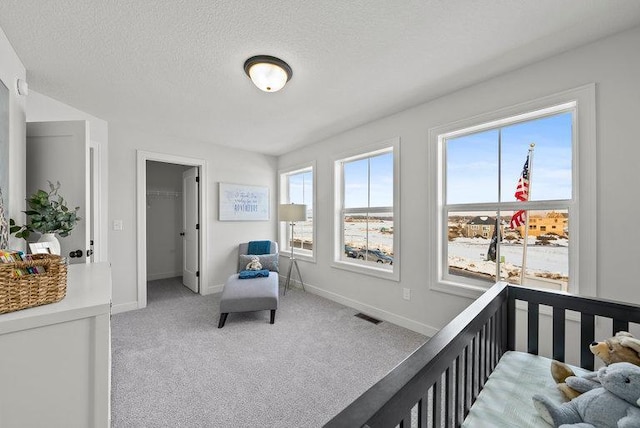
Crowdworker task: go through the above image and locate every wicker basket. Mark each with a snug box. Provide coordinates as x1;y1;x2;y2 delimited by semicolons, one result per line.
0;254;67;314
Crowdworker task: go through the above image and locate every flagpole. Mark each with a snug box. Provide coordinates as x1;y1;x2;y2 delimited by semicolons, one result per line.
519;143;535;286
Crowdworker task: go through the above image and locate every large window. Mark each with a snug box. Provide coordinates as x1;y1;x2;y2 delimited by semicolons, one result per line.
279;164;314;258
334;139;399;280
431;86;596;297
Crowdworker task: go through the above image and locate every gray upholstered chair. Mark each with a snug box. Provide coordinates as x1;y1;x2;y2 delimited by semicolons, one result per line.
218;241;279;328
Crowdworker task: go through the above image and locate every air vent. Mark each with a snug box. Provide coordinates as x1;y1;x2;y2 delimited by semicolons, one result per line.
355;313;382;325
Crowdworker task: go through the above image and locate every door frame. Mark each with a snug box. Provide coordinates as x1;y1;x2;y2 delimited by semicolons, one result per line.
89;140;106;262
136;150;207;309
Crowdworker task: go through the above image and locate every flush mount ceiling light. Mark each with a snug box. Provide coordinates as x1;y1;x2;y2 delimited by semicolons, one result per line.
243;55;292;92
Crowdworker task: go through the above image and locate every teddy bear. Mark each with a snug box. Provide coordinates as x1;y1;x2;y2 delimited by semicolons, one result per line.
533;362;640;428
551;332;640;400
245;256;262;271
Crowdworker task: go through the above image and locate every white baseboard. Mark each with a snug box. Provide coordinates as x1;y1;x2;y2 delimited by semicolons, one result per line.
111;301;139;314
202;283;224;295
147;271;182;281
303;282;439;337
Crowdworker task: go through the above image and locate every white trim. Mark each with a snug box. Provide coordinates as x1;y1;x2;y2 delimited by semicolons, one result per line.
428;84;597;298
111;301;139;314
331;137;401;282
136;150;208;309
201;283;224;295
88;140;106;262
278;161;317;263
304;282;437;337
147;271;182;281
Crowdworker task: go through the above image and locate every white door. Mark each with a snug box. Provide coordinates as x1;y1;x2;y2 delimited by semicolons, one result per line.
182;167;199;292
26;121;89;264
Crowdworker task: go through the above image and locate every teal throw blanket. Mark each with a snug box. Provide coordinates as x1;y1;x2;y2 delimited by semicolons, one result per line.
238;269;270;279
248;240;271;255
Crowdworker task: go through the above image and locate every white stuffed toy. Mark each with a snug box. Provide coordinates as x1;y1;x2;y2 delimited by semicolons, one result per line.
532;362;640;428
245;256;262;271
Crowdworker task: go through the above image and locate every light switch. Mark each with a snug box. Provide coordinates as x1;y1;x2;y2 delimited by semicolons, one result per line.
113;220;123;231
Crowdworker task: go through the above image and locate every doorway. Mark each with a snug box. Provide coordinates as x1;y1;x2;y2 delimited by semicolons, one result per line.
145;161;197;299
136;151;207;310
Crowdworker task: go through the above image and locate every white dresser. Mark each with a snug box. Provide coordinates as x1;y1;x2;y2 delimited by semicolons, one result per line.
0;262;112;428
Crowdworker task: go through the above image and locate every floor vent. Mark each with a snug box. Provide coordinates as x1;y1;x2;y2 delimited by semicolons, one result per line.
355;313;382;324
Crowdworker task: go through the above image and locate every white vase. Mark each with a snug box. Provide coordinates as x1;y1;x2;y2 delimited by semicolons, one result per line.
38;233;61;255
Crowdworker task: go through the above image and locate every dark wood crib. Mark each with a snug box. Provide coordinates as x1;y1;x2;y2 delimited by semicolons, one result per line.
324;282;640;428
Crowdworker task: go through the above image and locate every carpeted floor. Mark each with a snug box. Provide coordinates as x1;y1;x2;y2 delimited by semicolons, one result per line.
111;277;427;427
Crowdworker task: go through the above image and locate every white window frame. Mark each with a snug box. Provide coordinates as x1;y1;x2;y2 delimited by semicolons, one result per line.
428;84;596;299
332;137;400;281
279;162;316;262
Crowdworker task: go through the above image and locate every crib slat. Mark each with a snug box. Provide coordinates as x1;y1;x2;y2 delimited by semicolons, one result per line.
399;409;411;428
433;380;442;428
527;302;539;355
491;314;497;370
418;395;427;428
446;364;455;427
464;344;471;418
613;319;629;335
507;294;516;351
498;304;510;359
553;307;566;362
479;327;486;389
580;313;595;370
455;355;462;426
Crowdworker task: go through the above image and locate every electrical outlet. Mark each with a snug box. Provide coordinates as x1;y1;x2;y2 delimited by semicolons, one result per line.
402;288;411;301
113;220;123;231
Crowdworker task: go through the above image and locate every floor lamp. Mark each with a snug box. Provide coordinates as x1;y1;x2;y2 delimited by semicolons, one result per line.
278;203;307;295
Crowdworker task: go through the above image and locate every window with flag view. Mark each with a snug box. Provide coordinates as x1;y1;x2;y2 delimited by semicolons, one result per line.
443;109;573;291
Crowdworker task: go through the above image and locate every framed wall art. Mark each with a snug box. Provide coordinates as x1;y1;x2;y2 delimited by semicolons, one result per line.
218;183;269;221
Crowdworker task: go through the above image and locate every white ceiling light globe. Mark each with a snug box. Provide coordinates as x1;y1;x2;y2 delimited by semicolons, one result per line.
244;56;293;93
248;63;288;92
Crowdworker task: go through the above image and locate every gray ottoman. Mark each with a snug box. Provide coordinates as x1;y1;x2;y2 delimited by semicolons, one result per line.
218;272;279;328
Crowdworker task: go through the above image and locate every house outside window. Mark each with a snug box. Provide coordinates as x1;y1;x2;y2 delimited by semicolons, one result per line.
279;164;314;260
429;85;596;298
333;138;400;281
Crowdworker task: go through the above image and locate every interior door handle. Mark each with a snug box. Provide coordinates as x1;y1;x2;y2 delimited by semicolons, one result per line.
180;232;185;236
69;249;83;258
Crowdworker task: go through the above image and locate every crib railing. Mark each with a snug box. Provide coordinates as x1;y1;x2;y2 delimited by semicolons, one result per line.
324;282;510;428
325;282;640;428
508;285;640;370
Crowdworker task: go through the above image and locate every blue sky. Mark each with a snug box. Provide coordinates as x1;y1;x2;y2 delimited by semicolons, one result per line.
288;170;313;209
344;152;393;208
289;113;571;212
447;112;572;204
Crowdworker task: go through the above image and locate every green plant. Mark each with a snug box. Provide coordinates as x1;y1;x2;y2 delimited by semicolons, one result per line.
10;181;81;239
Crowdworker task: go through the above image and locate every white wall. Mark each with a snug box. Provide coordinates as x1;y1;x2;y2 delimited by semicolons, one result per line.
109;125;277;311
146;161;189;281
278;26;640;340
26;91;109;262
0;26;26;251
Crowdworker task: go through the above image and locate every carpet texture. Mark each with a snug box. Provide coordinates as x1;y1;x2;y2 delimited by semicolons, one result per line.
111;278;427;427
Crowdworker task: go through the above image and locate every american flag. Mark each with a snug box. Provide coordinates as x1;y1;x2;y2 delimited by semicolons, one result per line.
510;155;530;229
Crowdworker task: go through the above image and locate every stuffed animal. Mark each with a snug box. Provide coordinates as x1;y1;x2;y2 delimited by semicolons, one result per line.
533;362;640;428
245;256;262;271
551;332;640;400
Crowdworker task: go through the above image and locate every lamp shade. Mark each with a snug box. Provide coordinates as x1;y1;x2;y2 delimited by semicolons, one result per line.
278;204;307;222
244;55;292;92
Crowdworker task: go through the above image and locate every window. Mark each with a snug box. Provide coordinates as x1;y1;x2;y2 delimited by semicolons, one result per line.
430;85;596;297
279;164;314;259
333;138;400;280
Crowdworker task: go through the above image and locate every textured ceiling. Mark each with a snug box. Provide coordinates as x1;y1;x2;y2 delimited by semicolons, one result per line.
1;1;640;155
